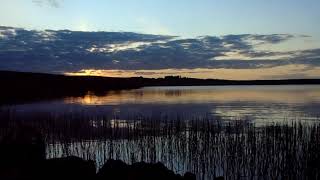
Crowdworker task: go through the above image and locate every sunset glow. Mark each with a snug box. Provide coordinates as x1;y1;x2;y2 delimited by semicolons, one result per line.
65;64;320;80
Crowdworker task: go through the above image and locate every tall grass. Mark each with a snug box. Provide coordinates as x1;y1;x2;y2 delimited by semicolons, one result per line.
0;108;319;180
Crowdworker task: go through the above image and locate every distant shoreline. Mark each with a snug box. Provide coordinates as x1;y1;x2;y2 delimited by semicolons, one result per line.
1;70;320;104
2;70;320;85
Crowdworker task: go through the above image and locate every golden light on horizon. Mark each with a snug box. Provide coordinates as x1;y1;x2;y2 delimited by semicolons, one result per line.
64;64;320;80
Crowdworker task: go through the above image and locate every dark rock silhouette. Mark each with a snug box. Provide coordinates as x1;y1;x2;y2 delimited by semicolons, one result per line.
0;127;196;179
184;172;197;180
97;159;129;179
98;160;195;180
38;156;96;179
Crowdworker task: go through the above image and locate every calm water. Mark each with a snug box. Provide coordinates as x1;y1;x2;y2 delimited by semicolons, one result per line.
4;85;320;124
1;85;320;179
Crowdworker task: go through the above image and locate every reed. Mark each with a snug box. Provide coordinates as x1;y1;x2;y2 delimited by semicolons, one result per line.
0;108;319;180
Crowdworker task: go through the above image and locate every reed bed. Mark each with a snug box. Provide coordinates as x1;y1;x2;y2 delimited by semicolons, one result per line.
0;108;319;180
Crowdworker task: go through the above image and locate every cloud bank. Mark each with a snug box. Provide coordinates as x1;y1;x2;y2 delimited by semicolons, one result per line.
0;26;319;79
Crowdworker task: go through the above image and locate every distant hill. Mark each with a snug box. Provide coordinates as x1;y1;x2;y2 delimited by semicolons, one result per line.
1;70;320;103
0;70;145;103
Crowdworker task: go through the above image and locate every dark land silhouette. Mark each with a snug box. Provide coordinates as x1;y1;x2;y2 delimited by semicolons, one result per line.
1;70;320;104
0;126;196;180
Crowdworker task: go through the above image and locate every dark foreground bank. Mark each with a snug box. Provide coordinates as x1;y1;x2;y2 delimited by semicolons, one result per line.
0;156;197;180
0;126;197;180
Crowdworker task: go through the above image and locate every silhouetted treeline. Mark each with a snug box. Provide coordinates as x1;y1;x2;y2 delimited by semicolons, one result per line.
150;75;320;86
0;71;146;103
1;71;320;103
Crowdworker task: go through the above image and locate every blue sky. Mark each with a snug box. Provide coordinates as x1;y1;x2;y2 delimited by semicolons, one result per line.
1;0;320;38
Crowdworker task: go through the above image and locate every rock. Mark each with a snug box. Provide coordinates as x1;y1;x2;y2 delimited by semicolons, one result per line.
39;156;96;179
97;159;129;180
98;159;196;180
184;172;196;180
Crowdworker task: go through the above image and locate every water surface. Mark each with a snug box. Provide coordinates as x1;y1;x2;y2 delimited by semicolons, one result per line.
4;85;320;124
1;85;320;179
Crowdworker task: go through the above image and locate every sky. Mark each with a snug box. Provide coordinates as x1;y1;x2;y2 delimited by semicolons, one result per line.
1;0;320;38
0;0;320;79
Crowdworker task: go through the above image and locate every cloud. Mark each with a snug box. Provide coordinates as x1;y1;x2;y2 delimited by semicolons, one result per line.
0;26;319;79
247;34;294;44
32;0;61;8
